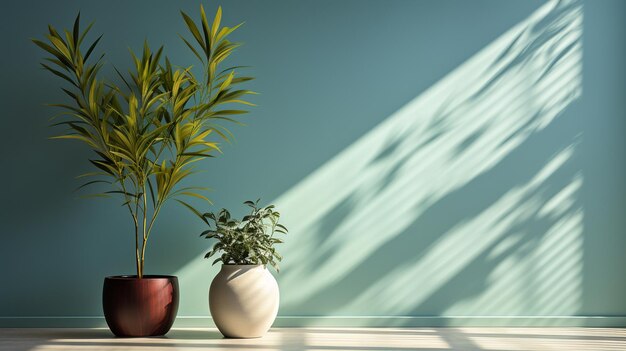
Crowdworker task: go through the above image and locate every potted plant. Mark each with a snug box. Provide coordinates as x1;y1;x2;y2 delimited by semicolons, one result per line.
199;199;288;338
32;5;254;337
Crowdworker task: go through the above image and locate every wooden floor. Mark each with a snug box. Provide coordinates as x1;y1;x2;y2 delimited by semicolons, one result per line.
1;328;625;351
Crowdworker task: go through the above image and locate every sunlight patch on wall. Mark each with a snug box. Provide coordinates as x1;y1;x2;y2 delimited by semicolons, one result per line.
340;147;582;315
175;0;583;319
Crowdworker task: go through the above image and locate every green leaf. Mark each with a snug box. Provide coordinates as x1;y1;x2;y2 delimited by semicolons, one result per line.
88;159;116;175
199;4;211;53
176;199;209;224
211;6;222;40
40;63;77;87
78;22;95;46
75;179;111;191
179;34;203;62
32;38;72;67
146;177;157;207
181;11;206;53
72;12;80;45
75;171;108;179
180;191;212;204
84;34;103;62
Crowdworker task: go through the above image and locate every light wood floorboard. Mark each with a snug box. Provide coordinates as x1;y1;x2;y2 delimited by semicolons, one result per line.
1;328;625;351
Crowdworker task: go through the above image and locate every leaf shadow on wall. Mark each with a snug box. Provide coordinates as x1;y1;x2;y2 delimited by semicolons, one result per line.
170;0;584;324
271;0;584;321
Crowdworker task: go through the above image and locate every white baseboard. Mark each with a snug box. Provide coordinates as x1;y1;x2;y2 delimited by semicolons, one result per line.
1;316;625;328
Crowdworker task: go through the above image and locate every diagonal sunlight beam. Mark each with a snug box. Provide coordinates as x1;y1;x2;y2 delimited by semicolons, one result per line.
175;0;583;321
341;146;583;315
275;0;582;310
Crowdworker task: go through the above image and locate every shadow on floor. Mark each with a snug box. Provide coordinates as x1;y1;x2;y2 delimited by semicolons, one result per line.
2;327;626;351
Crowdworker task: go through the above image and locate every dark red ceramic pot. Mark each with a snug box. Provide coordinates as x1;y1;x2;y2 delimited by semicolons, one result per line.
102;275;179;337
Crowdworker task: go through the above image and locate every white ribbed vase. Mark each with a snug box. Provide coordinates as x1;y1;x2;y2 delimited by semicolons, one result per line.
209;264;279;338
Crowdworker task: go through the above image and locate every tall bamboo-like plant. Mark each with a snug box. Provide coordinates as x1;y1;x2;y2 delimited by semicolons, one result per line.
33;5;254;278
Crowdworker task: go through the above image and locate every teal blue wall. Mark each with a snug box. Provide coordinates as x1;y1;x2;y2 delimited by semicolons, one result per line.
1;0;625;327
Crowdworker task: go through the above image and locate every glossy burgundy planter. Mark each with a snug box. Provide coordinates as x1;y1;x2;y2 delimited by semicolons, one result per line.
102;275;179;337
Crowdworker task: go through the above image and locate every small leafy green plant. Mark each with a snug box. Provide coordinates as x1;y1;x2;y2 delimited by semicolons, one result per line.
200;200;288;271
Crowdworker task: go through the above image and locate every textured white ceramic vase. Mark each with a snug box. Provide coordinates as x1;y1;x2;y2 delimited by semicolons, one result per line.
209;264;279;338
